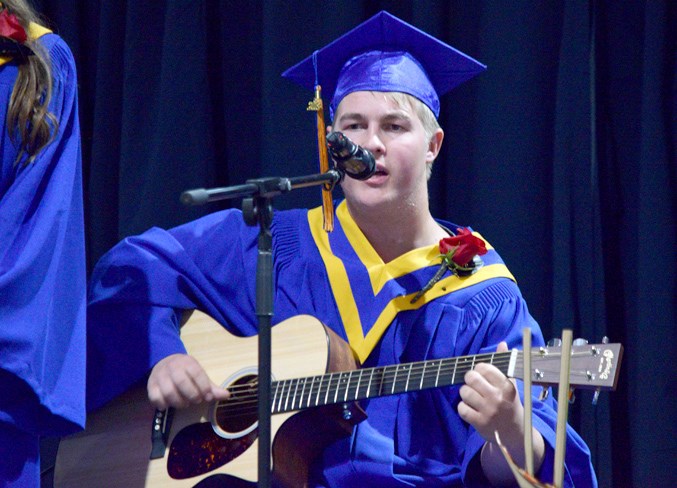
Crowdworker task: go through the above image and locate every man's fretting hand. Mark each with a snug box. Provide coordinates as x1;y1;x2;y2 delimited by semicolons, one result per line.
458;341;545;486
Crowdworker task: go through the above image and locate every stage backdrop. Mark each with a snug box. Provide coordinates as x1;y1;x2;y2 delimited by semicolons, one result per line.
33;1;676;487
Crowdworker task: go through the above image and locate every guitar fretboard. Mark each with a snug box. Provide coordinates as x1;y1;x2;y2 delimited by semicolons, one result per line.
269;350;516;414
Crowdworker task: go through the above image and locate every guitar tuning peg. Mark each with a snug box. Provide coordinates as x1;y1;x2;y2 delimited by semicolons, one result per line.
601;336;610;344
539;386;550;401
592;388;601;405
568;387;577;404
547;338;562;347
573;338;588;346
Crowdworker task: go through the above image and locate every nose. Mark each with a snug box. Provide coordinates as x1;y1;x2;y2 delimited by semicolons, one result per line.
363;128;386;157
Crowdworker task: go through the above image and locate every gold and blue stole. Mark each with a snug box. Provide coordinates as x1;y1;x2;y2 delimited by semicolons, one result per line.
308;201;516;363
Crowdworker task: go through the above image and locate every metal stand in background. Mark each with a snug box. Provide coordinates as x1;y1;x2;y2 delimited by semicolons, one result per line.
180;170;342;488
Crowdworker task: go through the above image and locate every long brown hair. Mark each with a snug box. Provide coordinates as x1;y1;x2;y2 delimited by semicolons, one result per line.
2;0;56;164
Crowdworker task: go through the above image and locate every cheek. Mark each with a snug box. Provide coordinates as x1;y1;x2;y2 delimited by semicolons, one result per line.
339;177;359;195
392;142;429;173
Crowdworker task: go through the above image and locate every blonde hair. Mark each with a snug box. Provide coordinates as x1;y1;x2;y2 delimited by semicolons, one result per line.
3;0;56;165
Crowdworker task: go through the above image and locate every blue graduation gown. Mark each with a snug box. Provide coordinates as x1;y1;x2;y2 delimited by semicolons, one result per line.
0;33;86;436
87;201;596;487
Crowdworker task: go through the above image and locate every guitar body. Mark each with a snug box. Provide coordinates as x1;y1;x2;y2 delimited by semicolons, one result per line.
54;311;361;487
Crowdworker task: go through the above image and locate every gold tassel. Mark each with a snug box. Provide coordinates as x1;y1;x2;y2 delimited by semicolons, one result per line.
307;86;334;232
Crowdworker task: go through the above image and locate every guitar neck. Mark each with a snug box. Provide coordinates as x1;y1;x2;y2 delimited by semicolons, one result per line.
267;338;623;414
271;350;517;414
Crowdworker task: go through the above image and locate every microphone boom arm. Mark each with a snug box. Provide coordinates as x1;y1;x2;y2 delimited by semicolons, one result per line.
180;169;343;206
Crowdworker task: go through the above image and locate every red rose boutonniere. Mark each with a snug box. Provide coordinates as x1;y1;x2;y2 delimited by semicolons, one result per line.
410;228;488;303
0;8;27;44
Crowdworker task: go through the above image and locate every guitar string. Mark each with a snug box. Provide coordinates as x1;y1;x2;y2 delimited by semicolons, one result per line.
214;356;516;419
216;352;595;417
220;351;515;396
219;348;595;397
210;350;600;421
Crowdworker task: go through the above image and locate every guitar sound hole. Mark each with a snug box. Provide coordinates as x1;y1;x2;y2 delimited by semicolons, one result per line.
167;373;260;480
214;373;258;435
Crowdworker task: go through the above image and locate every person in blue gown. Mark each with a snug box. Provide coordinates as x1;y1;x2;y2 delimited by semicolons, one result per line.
0;1;85;486
86;11;596;487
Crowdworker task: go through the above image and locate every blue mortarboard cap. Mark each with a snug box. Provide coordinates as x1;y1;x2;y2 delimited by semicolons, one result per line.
282;11;486;118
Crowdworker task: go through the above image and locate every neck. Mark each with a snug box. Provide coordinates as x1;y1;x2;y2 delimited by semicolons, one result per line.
346;200;448;263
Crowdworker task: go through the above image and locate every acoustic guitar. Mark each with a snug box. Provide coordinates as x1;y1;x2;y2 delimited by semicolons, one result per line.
54;310;622;487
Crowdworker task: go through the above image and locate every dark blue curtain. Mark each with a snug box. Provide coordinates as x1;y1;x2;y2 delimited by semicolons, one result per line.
34;1;675;487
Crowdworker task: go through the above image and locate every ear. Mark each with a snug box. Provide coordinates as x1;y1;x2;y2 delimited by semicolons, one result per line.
426;128;444;163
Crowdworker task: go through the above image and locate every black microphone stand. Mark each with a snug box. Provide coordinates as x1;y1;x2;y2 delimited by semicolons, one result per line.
180;169;342;488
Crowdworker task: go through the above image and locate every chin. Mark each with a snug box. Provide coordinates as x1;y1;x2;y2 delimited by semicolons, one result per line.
345;190;396;213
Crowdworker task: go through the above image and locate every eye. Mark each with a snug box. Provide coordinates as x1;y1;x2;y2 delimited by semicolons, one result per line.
339;121;364;132
384;123;406;132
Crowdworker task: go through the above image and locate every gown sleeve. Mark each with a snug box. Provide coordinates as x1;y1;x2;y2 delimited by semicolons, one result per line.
86;208;287;411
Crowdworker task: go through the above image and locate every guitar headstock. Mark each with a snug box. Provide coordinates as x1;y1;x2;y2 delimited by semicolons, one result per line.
515;342;623;390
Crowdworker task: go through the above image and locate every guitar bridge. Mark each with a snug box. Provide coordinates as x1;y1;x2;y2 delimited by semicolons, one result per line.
150;408;174;459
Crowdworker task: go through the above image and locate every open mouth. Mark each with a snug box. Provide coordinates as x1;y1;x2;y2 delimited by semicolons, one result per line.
371;164;388;177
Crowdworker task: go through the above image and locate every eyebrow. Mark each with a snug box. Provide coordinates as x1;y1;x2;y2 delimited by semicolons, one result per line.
382;111;412;123
336;110;412;124
335;113;365;124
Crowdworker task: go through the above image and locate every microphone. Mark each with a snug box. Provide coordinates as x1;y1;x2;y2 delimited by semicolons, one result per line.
326;132;376;180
